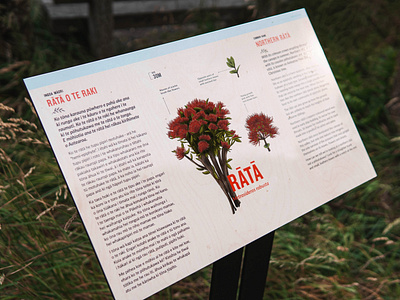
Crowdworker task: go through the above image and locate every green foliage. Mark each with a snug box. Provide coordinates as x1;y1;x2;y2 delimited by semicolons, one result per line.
280;0;400;132
226;56;240;78
0;104;111;299
332;47;397;130
0;0;92;120
265;204;400;299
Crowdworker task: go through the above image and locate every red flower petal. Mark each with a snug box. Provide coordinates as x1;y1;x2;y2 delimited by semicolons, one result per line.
217;119;229;131
175;146;185;160
189;119;202;133
198;140;209;153
221;141;230;149
208;123;218;130
199;134;211;141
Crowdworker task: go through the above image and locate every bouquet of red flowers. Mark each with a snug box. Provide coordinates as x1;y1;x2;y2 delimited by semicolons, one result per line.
168;99;241;213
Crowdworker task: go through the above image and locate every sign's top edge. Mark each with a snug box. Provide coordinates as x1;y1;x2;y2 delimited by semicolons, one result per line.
24;8;307;90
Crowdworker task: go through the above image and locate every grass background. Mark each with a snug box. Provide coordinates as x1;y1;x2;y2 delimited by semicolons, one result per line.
1;0;399;299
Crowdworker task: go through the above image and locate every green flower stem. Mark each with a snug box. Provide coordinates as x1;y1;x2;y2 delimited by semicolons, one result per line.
184;155;206;170
210;152;240;210
199;154;217;179
219;148;240;207
210;154;232;203
263;138;271;151
209;154;224;181
200;154;237;214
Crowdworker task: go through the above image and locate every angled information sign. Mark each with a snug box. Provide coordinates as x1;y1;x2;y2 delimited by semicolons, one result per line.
24;9;376;299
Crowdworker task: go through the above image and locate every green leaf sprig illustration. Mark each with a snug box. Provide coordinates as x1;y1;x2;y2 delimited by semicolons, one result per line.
226;56;240;78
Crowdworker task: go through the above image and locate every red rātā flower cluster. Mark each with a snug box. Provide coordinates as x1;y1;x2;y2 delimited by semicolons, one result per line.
168;98;241;213
245;113;278;151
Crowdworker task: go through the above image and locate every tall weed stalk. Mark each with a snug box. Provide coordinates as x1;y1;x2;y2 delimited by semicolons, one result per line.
0;101;112;299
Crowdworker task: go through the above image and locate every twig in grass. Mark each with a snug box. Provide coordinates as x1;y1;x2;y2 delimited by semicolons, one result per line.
359;254;385;272
0;61;29;74
36;200;69;219
25;97;38;117
360;282;385;300
0;103;15;112
298;289;326;300
365;278;400;300
0;148;11;163
297;252;344;271
64;211;78;232
383;217;400;234
8;261;34;276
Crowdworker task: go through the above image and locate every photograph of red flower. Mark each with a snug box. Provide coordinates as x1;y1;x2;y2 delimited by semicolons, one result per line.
245;113;279;151
168;99;241;213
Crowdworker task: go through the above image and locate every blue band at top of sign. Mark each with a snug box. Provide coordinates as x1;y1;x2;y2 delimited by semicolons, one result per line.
23;9;307;90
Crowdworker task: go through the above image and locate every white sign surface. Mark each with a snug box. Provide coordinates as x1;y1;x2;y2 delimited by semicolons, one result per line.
24;9;376;299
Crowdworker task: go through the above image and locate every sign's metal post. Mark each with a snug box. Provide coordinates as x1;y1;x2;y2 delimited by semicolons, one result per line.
210;231;275;300
238;231;275;300
209;246;244;299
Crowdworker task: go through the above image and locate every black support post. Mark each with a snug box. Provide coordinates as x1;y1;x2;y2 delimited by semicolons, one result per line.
238;231;275;300
209;247;243;300
209;231;275;300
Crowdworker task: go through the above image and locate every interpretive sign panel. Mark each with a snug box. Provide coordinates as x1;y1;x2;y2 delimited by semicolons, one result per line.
24;9;376;299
